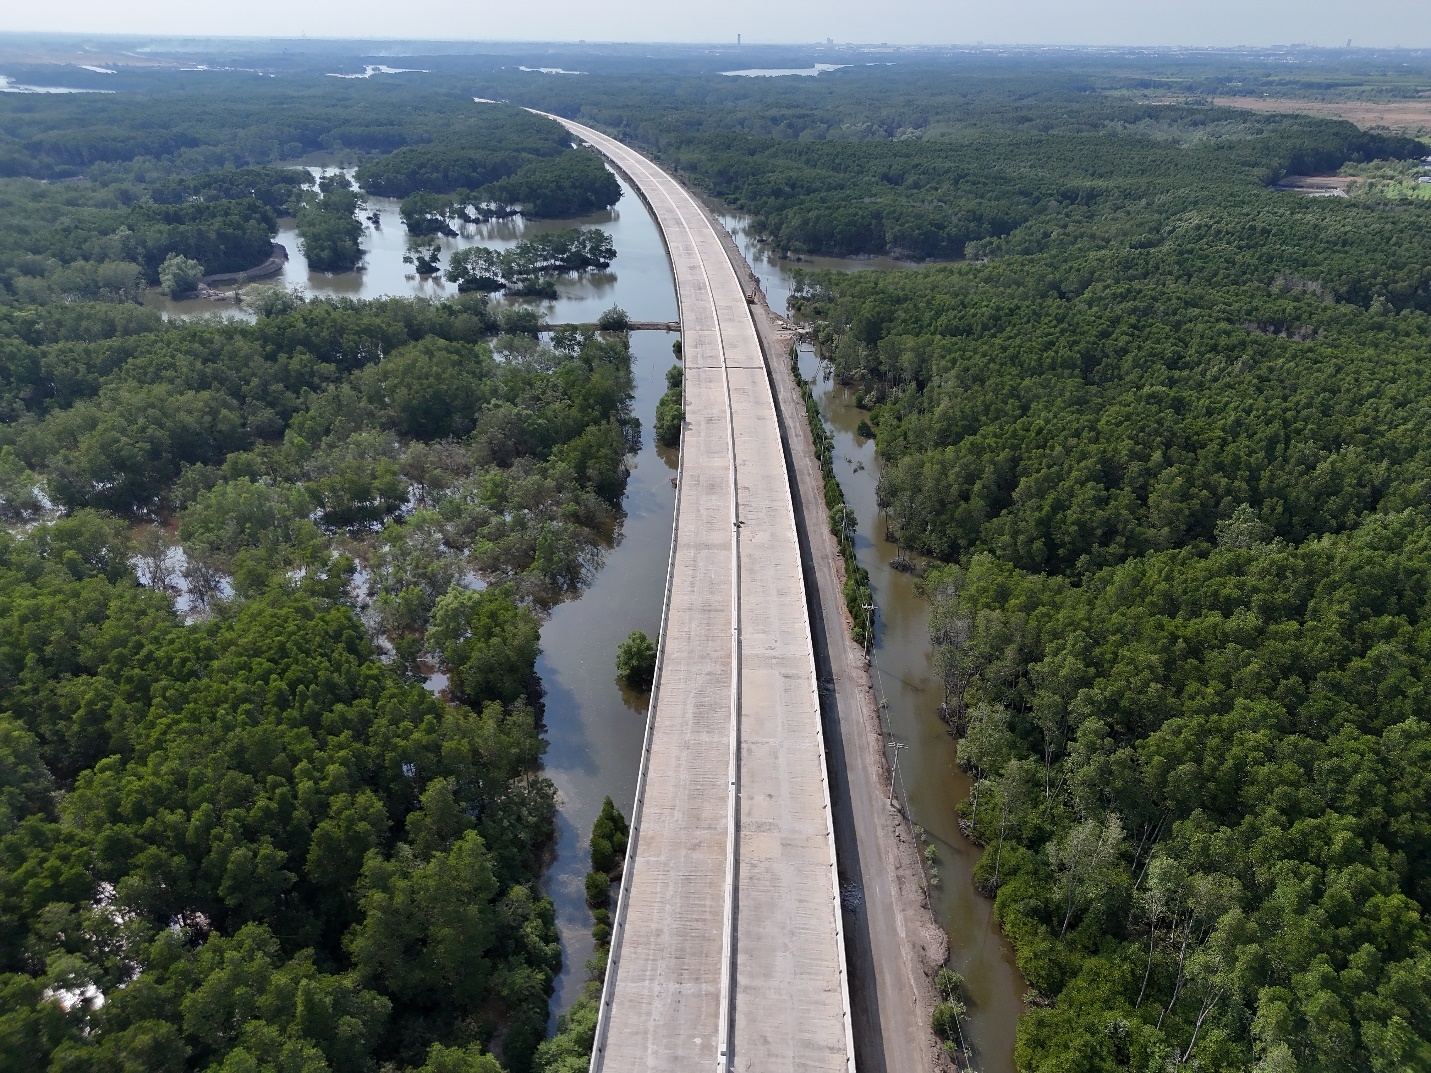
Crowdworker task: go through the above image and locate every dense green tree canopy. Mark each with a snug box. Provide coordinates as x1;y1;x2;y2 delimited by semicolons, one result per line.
791;65;1431;1073
0;144;634;1073
355;107;574;198
808;270;1431;575
351;105;619;222
0;515;551;1073
150;167;307;213
0;180;279;302
478;151;622;218
3;47;1430;1073
296;174;363;273
927;518;1431;1073
0;296;634;1070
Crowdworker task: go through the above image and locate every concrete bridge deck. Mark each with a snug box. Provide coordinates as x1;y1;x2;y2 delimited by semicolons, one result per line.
541;116;856;1073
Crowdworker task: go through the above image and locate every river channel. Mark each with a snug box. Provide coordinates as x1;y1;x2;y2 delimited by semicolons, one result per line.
155;155;1025;1064
719;214;1027;1073
154;166;686;1025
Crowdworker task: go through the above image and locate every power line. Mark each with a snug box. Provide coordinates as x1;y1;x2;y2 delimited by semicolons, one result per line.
863;600;912;816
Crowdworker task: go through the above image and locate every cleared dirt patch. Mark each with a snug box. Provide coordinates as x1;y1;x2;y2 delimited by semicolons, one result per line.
1273;175;1353;197
1214;95;1431;137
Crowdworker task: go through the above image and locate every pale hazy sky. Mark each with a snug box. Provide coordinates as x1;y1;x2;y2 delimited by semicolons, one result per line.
3;0;1429;50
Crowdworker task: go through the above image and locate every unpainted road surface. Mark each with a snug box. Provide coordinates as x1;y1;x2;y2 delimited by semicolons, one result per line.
541;115;856;1073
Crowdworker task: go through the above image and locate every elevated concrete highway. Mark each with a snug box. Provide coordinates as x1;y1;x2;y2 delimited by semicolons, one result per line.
539;116;857;1073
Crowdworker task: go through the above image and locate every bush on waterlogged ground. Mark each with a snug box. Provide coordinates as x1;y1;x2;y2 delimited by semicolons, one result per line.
445;228;615;293
615;629;657;690
534;798;629;1073
654;364;684;449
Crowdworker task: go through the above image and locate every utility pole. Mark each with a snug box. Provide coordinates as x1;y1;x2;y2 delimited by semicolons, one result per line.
887;740;907;810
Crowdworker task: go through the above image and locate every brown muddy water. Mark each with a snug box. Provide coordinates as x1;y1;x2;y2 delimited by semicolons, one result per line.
150;146;1026;1061
807;368;1026;1073
719;213;1027;1073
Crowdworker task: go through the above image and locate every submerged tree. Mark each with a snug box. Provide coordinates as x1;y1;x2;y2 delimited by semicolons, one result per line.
597;305;630;331
929;584;976;720
615;630;657;690
957;702;1013;824
297;173;364;271
589;796;630;874
987;758;1034;891
445;228;616;294
427;584;542;707
654;365;684;448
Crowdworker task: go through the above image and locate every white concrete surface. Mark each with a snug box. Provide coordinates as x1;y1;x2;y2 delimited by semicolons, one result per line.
535;115;856;1073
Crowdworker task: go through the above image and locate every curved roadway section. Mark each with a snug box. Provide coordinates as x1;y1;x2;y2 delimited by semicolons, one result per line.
539;116;856;1073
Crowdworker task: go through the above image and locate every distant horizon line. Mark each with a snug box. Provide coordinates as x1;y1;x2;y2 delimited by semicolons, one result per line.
1;32;1429;53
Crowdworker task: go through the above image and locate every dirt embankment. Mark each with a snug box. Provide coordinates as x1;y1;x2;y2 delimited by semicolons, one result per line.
201;243;289;286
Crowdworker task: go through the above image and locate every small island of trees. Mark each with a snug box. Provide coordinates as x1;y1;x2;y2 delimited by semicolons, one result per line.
296;172;365;272
445;228;616;295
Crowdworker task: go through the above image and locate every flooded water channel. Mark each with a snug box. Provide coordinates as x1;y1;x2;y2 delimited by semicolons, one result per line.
154;163;685;1025
538;327;678;1019
148;168;677;326
806;374;1026;1073
155;154;1024;1062
720;214;1027;1073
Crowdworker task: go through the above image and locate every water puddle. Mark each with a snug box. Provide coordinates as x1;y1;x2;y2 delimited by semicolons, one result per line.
721;64;850;77
0;74;113;93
